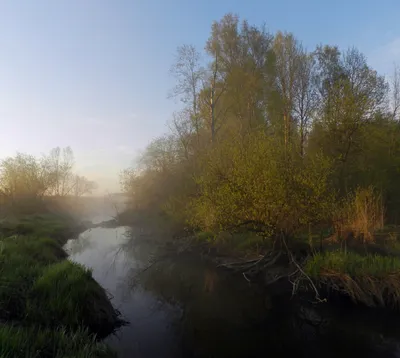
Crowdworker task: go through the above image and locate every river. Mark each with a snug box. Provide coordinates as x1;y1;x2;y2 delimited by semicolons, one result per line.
63;200;400;358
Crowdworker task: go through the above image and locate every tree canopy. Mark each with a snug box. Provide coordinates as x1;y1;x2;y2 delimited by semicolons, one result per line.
121;13;400;239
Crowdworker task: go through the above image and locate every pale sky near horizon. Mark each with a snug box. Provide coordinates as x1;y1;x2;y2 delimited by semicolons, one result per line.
1;0;400;193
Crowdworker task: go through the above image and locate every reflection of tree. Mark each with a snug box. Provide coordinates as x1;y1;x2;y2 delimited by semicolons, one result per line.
134;253;400;358
65;232;96;256
136;254;275;357
68;227;400;357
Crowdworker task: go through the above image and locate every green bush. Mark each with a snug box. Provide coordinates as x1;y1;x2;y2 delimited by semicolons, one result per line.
27;261;120;337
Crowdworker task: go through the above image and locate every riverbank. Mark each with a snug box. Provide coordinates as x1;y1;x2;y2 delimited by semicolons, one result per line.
0;213;122;358
118;208;400;311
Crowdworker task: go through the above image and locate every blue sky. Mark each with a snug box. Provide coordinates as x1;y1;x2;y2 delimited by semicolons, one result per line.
0;0;399;193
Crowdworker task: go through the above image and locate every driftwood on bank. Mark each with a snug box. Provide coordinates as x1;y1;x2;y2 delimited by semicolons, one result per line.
217;235;325;304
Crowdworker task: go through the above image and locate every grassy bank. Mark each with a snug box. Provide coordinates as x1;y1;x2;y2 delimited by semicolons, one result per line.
0;213;121;357
304;251;400;309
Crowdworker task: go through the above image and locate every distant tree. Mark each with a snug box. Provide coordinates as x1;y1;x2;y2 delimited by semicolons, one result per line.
47;146;75;196
72;175;97;197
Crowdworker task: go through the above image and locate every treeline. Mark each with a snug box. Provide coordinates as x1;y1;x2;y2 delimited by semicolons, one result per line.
121;14;400;240
0;146;96;214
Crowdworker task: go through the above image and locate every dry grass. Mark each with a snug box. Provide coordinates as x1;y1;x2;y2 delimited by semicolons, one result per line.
334;186;384;243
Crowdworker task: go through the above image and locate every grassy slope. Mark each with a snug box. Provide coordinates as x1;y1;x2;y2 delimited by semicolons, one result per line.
0;214;120;358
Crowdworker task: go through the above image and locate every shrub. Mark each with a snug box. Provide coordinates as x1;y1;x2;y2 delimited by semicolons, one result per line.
189;132;335;237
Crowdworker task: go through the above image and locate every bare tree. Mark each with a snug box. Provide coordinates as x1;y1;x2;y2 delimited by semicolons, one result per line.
47;146;75;196
168;109;194;160
204;32;228;142
72;175;97;197
273;32;302;149
170;44;204;141
293;52;318;156
391;64;400;120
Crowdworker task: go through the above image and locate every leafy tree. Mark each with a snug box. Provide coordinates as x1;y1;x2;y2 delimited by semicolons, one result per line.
121;13;400;245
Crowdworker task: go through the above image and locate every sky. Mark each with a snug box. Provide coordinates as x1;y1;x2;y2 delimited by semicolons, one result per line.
1;0;400;193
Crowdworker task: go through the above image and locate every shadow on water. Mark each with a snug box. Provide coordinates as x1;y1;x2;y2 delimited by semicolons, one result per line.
65;226;400;358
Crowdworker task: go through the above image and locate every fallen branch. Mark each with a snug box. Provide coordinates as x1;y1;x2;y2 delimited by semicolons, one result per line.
281;234;325;303
217;257;262;268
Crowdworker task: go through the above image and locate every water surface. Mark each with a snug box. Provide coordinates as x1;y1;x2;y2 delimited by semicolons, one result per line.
65;223;400;358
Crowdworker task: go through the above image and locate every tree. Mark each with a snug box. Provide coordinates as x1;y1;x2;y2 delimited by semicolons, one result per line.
293;52;318;156
47;146;75;196
310;46;387;192
0;153;55;213
170;44;204;141
273;32;302;148
169;110;194;160
390;64;400;120
72;175;97;197
121;12;400;244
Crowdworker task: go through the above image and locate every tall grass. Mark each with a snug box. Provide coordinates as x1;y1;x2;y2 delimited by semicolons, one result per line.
27;261;121;337
305;251;400;308
0;325;116;358
0;235;67;320
335;186;384;242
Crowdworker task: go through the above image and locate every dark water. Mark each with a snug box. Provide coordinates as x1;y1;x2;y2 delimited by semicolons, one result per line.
64;224;400;358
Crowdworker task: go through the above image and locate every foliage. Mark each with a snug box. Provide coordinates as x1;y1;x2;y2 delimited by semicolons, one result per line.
120;13;400;252
189;131;335;235
0;147;97;215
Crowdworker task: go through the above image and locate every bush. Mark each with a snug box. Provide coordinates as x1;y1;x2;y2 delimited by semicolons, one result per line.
189;132;335;237
27;261;121;337
0;325;116;358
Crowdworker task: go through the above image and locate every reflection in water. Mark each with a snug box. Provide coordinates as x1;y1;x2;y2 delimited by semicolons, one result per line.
65;226;400;358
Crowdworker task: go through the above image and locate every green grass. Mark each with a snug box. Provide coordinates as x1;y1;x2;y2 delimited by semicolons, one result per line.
194;231;215;243
27;261;120;337
0;213;121;357
0;213;72;241
304;251;400;308
305;251;400;278
0;234;69;321
0;325;116;358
